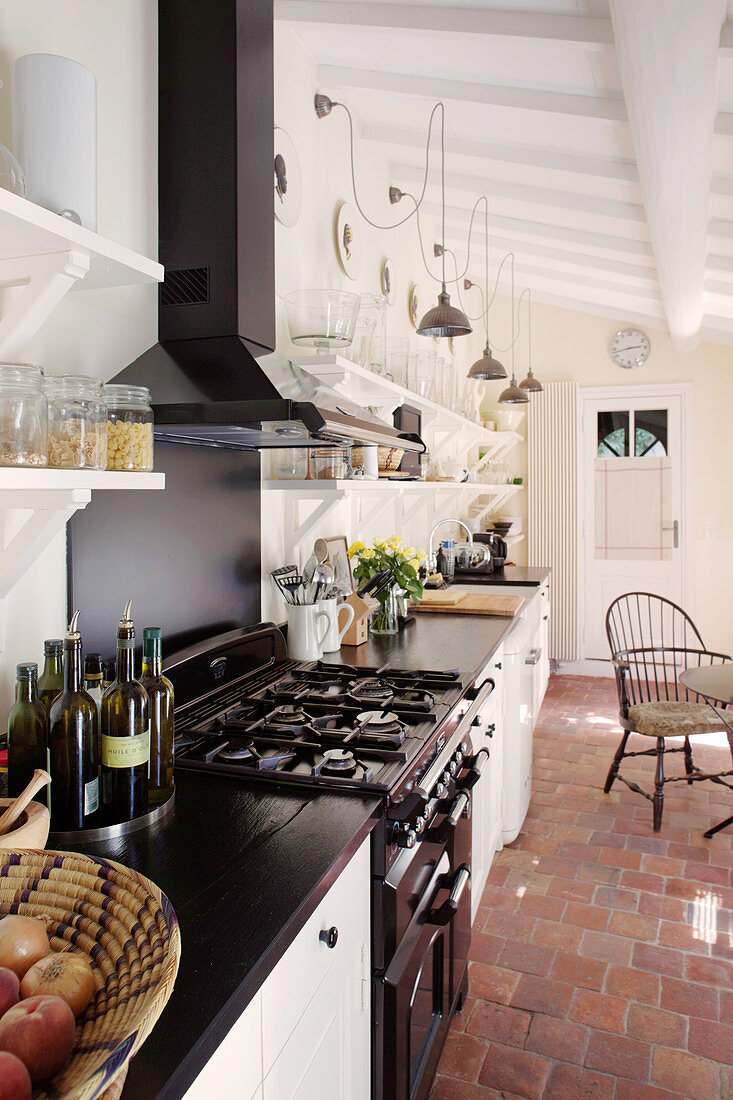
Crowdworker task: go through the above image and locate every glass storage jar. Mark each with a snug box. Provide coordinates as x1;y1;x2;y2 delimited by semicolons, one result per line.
46;375;107;469
268;423;309;480
104;384;154;471
0;363;47;466
310;448;349;480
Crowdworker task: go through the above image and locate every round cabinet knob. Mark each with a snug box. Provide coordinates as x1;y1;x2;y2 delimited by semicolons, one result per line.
472;715;483;727
319;926;338;949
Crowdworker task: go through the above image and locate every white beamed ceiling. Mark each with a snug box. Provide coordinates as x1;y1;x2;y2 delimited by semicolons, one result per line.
276;0;733;348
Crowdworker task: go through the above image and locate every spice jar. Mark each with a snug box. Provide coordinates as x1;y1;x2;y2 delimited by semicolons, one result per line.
0;363;47;467
104;384;154;471
46;375;107;469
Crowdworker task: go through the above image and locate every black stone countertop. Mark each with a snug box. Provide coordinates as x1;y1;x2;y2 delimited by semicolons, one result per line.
68;773;380;1100
329;601;519;684
450;566;550;588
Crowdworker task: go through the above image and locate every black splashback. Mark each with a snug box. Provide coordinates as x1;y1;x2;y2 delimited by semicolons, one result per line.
67;442;261;657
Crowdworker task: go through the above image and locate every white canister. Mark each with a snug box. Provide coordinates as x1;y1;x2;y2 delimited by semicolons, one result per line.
286;604;330;662
319;599;356;653
13;53;97;230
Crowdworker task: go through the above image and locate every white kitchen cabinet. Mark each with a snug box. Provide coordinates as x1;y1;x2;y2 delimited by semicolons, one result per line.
182;835;371;1100
470;647;504;925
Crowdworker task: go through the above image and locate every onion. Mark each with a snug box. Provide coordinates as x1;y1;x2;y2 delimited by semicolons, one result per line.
20;952;95;1017
0;916;49;979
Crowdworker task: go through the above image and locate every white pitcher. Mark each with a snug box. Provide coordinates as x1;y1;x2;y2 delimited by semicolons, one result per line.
319;598;356;653
286;604;330;661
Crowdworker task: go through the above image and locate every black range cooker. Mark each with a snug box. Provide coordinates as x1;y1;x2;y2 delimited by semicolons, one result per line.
167;623;494;1100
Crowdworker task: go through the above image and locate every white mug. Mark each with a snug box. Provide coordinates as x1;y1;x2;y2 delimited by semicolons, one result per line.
286;604;330;661
319;599;356;652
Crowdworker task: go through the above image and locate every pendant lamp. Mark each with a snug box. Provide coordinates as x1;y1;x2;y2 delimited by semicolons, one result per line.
465;207;507;380
498;259;529;405
518;289;543;393
416;106;472;339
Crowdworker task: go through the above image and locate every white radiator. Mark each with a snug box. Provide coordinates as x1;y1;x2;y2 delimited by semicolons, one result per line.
527;380;580;661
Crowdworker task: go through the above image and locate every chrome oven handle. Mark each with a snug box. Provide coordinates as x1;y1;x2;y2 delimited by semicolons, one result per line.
427;865;471;926
462;748;490;790
447;791;469;828
413;680;495;799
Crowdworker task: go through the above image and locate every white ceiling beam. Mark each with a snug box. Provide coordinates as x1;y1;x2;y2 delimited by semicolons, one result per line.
707;219;733;240
277;3;614;46
420;201;655;263
317;66;626;122
449;256;662;304
393;163;645;223
609;0;726;348
362;124;638;183
719;20;733;53
707;253;733;275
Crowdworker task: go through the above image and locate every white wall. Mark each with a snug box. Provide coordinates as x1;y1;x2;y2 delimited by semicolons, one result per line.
0;0;158;713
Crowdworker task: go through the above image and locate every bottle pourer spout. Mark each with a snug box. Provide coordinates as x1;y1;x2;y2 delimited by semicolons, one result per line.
68;610;80;636
122;599;133;623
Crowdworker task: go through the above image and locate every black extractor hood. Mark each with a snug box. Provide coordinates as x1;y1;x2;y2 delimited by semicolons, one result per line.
114;0;423;455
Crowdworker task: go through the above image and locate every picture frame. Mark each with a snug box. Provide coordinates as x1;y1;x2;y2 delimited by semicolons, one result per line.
335;201;362;279
273;126;303;227
323;535;354;594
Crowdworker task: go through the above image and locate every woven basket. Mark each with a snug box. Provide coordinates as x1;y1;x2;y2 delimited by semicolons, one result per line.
0;849;181;1100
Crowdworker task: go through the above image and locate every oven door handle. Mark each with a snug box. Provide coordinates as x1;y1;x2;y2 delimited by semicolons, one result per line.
446;791;470;828
462;747;490;790
427;865;471;927
466;676;495;701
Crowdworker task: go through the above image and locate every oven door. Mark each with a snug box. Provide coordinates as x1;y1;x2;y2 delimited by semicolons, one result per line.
375;851;471;1100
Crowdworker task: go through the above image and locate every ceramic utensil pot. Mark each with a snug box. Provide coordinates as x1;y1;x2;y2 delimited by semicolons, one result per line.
286;604;330;660
319;599;356;653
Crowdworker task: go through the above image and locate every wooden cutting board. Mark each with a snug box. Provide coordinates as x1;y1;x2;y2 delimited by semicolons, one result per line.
415;593;524;617
419;589;467;606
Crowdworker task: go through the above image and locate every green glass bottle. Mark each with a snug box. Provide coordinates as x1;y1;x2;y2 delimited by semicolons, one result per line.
83;653;103;762
101;601;149;823
101;657;116;692
48;614;99;830
140;627;175;806
8;663;48;801
38;639;63;714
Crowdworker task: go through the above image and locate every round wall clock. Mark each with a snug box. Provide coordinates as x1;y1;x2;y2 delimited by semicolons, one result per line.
609;327;651;369
273;127;302;227
335;201;361;279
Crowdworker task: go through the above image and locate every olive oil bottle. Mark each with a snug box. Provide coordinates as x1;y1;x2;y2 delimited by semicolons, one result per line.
101;601;149;823
48;614;99;829
140;627;174;806
38;638;63;714
83;653;103;761
8;663;48;800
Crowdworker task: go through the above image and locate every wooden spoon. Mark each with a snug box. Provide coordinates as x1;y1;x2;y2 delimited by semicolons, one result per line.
0;769;51;836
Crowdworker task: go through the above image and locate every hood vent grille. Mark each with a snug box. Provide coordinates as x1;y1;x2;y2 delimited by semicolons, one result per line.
161;267;210;307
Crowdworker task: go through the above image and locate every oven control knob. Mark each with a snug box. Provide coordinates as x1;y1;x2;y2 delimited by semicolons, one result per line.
414;815;427;834
441;770;452;786
447;759;458;776
453;750;464;767
393;823;417;849
459;741;469;755
433;781;448;800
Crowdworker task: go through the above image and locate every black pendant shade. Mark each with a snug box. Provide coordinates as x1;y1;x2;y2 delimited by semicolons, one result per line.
468;344;507;381
498;375;530;404
519;367;543;392
417;286;472;339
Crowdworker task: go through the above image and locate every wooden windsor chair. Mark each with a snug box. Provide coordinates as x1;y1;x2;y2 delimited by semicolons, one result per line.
605;592;732;831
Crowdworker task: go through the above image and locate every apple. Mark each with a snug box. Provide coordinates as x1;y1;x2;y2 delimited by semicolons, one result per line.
0;968;19;1020
0;1051;32;1100
0;994;75;1083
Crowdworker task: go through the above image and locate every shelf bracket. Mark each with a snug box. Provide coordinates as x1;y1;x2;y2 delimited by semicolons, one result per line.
0;250;90;359
429;425;463;462
357;492;394;530
0;488;90;601
400;491;427;527
288;491;346;549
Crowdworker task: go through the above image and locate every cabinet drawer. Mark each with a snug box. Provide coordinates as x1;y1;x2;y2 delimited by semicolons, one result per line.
261;836;370;1075
182;990;262;1100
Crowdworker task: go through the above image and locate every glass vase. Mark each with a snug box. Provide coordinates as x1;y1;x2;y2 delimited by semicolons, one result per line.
370;586;399;635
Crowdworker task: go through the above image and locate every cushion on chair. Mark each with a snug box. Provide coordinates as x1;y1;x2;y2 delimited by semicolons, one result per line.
627;702;726;737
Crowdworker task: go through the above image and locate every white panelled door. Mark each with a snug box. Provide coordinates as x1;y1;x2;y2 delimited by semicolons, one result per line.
582;389;688;660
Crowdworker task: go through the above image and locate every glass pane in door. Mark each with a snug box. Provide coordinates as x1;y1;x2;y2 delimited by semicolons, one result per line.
597;411;629;457
635;409;668;457
409;934;444;1094
594;457;672;560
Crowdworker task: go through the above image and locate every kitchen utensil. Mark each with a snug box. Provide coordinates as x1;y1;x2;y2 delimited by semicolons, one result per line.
281;578;306;604
357;569;390;597
314;538;329;564
319;598;356;652
488;534;508;567
286;604;330;660
413;593;524;617
0;768;51;836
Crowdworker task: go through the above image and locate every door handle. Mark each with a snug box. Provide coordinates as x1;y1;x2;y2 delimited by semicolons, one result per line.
427;865;471;926
525;648;542;666
662;519;679;548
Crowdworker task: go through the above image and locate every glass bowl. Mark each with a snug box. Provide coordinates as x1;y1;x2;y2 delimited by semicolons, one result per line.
284;290;361;353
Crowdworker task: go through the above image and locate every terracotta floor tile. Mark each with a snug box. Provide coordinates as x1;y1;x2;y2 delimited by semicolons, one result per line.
438;675;733;1100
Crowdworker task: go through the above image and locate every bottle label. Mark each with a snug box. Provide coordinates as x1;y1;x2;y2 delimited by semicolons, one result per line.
102;726;150;769
85;776;99;816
